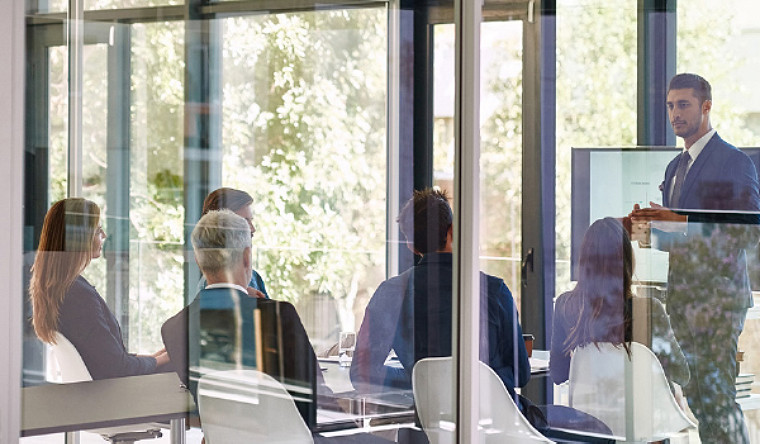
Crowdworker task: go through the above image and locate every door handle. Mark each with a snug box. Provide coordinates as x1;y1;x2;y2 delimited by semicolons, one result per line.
521;248;534;288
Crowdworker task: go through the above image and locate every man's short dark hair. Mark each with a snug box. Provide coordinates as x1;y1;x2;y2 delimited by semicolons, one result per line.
668;73;712;104
397;188;453;255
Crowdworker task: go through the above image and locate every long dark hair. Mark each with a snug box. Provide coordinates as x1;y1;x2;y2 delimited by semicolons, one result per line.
561;217;633;356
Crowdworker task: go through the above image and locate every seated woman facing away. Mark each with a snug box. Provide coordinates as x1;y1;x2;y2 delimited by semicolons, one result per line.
29;198;169;379
550;217;689;387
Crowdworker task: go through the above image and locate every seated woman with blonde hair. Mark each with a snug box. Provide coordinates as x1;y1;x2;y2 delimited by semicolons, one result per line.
30;198;168;379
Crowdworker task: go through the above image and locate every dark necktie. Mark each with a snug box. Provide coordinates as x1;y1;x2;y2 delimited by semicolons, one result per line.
670;150;691;208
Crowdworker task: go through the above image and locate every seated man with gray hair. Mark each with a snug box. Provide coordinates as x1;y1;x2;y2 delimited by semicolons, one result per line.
161;209;323;427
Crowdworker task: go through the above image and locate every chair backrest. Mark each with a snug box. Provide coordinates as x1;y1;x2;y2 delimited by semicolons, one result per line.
198;369;314;444
568;342;695;441
50;332;93;383
412;357;553;444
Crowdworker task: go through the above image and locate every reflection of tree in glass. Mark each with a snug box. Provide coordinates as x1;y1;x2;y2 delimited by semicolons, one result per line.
481;36;523;300
221;10;388;334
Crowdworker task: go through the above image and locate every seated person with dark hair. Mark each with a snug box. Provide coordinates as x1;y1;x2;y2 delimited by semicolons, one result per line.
196;187;269;299
350;188;531;398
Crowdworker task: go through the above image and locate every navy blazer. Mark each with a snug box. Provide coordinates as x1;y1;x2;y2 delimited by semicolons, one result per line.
161;287;325;427
658;133;760;310
662;133;760;221
350;252;531;397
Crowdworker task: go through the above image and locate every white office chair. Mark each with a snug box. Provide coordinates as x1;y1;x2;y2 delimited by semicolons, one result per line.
568;342;695;443
49;332;164;444
198;369;314;444
412;357;554;444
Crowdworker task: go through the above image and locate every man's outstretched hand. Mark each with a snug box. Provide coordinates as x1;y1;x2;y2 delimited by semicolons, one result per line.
630;201;687;223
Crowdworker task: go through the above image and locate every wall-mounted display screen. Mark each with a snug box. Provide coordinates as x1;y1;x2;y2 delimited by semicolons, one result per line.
571;147;760;283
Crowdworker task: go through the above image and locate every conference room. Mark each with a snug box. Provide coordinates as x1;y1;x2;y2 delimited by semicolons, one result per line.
4;0;760;443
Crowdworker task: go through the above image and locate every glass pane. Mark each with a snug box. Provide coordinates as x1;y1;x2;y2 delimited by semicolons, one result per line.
220;9;388;342
550;1;760;443
479;20;523;303
23;2;465;443
79;42;109;293
476;19;534;443
218;9;409;435
434;20;523;302
433;13;530;443
48;46;68;203
551;0;644;440
676;0;760;441
35;0;67;13
84;0;181;10
128;21;186;353
33;0;180;13
555;0;638;296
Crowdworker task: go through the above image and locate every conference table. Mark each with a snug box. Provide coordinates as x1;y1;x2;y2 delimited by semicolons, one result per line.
315;351;551;433
316;357;416;433
21;372;196;444
19;356;550;442
319;351;550;395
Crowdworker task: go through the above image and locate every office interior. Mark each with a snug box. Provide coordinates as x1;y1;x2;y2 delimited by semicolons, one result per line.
3;0;760;442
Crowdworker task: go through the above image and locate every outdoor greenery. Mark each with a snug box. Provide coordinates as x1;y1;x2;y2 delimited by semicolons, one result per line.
220;10;388;339
40;0;760;358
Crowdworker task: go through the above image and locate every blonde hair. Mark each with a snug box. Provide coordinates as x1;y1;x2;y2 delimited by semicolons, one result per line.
29;198;101;344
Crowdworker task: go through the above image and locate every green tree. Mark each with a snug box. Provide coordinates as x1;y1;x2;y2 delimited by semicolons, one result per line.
221;9;388;336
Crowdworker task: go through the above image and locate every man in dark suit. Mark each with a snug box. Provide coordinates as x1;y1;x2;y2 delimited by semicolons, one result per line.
631;73;760;443
161;209;322;427
351;189;530;399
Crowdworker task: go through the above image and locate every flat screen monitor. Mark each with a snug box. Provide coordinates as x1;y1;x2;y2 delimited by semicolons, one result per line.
571;146;760;282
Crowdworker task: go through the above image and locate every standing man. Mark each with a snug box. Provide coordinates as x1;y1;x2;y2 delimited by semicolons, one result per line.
631;73;760;443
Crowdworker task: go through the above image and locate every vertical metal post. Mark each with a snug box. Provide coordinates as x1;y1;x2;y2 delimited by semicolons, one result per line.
170;417;187;444
412;5;434;194
67;0;84;197
632;0;676;437
106;23;132;344
183;3;222;303
65;431;81;444
637;0;676;147
453;0;481;442
521;0;556;405
395;0;427;273
0;0;25;440
387;0;402;278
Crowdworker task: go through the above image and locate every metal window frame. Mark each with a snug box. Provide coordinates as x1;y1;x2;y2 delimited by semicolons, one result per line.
0;0;26;441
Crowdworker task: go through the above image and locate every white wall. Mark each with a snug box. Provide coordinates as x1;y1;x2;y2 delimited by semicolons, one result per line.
0;0;26;442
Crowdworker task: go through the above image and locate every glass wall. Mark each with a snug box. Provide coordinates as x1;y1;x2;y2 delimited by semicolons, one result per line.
555;0;638;294
22;1;461;443
18;0;760;443
219;10;388;349
676;1;760;440
434;20;524;305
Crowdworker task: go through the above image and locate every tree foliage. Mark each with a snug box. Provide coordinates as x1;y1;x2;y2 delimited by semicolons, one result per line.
220;10;388;334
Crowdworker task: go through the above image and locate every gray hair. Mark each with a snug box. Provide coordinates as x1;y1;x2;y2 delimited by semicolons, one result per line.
191;209;251;275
